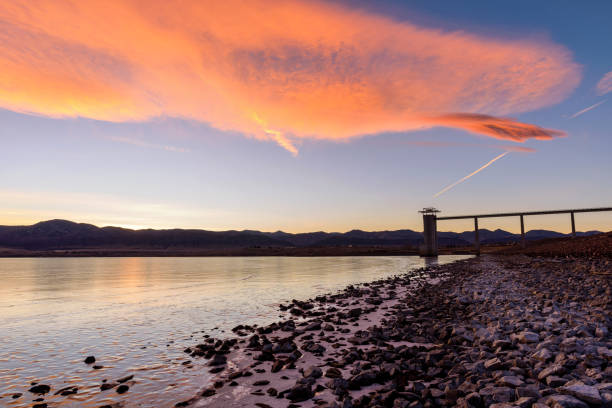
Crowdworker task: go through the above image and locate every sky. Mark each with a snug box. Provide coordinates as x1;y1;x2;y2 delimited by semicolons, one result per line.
0;0;611;233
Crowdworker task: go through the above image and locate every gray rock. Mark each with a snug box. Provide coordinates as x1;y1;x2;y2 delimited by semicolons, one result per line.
546;394;588;408
515;396;535;408
546;376;568;387
560;383;602;405
600;392;612;408
538;364;565;381
492;387;513;403
560;338;578;353
485;358;504;370
597;383;612;392
498;376;523;388
517;331;540;343
533;348;553;362
516;385;541;399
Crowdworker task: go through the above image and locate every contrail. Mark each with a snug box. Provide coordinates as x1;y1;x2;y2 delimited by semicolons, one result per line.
434;152;509;198
569;99;606;119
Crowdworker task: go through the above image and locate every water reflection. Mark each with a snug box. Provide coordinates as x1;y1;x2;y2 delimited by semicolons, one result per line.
0;255;470;407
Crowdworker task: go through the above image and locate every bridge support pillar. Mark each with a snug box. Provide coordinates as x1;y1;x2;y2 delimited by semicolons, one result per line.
474;217;480;256
571;212;576;238
520;215;526;248
420;212;438;257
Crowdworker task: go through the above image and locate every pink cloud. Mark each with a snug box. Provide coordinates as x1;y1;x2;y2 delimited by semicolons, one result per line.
0;0;581;153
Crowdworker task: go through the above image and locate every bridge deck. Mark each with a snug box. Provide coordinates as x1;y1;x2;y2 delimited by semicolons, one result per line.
437;207;612;220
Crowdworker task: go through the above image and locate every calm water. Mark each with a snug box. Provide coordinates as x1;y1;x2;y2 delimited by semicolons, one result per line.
0;255;469;407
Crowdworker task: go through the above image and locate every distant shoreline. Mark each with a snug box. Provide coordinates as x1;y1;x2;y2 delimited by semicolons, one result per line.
0;245;481;258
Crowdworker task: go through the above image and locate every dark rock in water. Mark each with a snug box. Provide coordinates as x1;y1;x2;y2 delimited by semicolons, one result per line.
202;388;216;397
255;351;274;361
303;366;323;379
286;383;313;402
271;359;284;373
208;354;227;366
247;334;260;348
290;308;304;316
325;367;342;378
93;365;103;369
117;375;134;383
253;380;270;386
326;378;350;396
32;404;47;408
305;321;321;331
267;387;278;396
348;369;379;389
100;383;117;391
28;384;50;395
116;385;129;394
11;393;22;399
302;341;325;354
84;356;96;364
348;308;362;318
54;386;78;396
209;366;224;374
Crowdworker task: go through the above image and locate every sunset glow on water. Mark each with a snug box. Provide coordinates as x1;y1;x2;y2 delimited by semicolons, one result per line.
0;255;469;407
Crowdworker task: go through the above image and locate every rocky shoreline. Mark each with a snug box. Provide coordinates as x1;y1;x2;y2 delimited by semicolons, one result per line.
177;255;611;408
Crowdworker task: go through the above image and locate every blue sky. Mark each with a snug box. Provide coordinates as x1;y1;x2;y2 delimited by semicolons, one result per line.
0;0;610;233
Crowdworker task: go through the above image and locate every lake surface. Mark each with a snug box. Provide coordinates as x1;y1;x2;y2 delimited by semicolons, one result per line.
0;255;469;407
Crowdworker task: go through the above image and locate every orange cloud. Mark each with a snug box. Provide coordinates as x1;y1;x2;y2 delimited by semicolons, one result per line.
0;0;580;153
597;71;612;95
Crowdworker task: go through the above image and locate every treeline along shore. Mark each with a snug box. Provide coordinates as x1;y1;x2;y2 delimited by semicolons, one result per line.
173;235;611;408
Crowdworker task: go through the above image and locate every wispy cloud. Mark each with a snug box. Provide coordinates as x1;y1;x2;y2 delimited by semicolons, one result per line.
0;1;580;153
434;152;509;198
568;99;607;119
597;71;612;95
109;136;190;153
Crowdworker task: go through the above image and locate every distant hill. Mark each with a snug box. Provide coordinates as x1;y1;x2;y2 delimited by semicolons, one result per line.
0;219;602;251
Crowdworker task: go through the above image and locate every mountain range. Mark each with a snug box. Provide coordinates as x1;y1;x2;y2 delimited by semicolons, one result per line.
0;219;602;251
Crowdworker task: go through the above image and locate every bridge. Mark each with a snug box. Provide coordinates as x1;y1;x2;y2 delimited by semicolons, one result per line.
419;207;612;256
